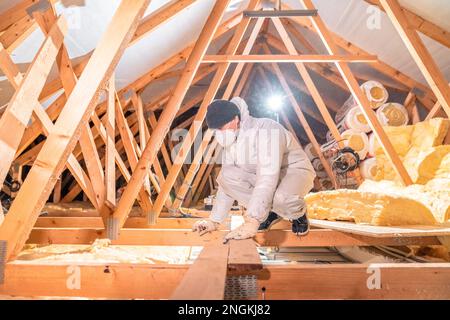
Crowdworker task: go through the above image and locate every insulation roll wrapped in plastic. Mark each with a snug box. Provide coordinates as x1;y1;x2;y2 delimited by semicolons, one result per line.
335;80;388;123
337;106;372;133
376;102;409;127
360;158;377;180
341;129;369;160
304;143;319;161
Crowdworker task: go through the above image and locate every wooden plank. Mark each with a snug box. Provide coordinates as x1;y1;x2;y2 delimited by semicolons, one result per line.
310;219;450;238
1;263;187;299
202;54;378;63
105;76;116;207
0;0;151;261
112;0;233;228
380;0;450;118
79;123;105;208
34;216;243;229
0;43;23;89
0;14;37;53
170;237;229;300
130;0;197;46
171;131;215;209
31;101;99;209
228;239;262;272
1;262;449;299
0;16;68;190
26;228;441;247
255;264;450;299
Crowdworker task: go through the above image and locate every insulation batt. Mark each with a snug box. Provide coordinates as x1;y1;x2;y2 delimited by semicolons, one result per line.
305;119;450;226
374;118;450;182
305;188;437;226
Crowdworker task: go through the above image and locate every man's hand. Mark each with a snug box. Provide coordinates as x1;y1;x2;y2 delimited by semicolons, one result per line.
224;216;260;240
192;219;219;235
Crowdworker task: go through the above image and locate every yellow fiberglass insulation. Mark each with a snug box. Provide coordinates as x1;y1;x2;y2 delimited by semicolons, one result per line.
305;118;450;226
373;118;449;182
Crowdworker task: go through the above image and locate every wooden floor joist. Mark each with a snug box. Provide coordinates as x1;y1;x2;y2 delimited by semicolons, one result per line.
170;237;229;300
26;228;441;247
1;262;449;299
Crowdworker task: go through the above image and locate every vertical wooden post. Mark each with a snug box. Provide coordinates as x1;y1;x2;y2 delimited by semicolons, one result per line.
105;76;116;208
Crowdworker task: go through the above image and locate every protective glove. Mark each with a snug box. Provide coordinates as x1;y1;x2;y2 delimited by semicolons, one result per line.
224;216;260;240
192;219;220;235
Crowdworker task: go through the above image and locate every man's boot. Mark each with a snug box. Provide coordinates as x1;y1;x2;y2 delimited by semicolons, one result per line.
257;211;281;232
291;213;310;236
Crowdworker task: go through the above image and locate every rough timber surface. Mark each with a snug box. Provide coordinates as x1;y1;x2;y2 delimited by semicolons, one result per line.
310;219;450;238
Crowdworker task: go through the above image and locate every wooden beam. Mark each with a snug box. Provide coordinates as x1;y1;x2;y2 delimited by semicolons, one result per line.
300;0;413;186
2;262;449;299
0;14;37;53
0;16;68;190
0;43;23;89
379;0;450;118
112;0;233;228
202;54;378;63
170;237;229;300
130;0;197;46
30;99;99;209
26;228;441;247
365;0;450;49
228;239;262;272
0;0;151;261
105;76;116;207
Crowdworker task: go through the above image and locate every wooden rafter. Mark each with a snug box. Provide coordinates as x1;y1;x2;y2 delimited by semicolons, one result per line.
365;0;450;48
0;16;68;190
379;0;450;118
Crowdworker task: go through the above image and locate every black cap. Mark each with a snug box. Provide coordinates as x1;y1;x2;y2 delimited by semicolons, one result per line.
205;99;241;129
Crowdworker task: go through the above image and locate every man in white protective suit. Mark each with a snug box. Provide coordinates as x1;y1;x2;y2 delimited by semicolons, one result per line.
192;97;316;240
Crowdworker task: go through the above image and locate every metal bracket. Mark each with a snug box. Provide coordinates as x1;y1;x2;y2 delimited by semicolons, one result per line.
0;240;7;285
25;0;51;16
224;275;258;300
147;211;157;225
243;9;318;17
106;217;119;240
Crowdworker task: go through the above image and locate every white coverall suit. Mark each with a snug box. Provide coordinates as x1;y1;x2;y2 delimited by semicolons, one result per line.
210;97;316;225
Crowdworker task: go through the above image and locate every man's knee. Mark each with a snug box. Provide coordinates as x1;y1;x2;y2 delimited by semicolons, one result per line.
272;190;305;218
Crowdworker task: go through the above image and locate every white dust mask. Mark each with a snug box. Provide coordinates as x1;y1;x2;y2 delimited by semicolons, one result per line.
215;129;237;147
